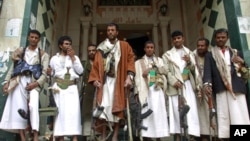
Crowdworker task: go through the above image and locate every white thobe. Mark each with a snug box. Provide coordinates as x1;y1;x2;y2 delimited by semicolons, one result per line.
215;49;250;138
135;56;169;138
50;53;83;136
0;48;40;132
168;48;200;136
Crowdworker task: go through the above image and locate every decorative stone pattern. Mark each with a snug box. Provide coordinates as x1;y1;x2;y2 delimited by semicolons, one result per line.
199;0;227;46
36;0;56;51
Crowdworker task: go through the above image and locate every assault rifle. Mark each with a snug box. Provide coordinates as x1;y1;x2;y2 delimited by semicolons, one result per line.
18;83;33;141
204;84;217;141
208;94;217;141
178;94;190;141
134;102;153;138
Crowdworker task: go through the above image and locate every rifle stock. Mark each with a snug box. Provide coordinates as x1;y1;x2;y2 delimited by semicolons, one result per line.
208;95;216;130
134;101;153;139
48;65;56;107
178;94;189;141
126;88;133;141
141;109;153;119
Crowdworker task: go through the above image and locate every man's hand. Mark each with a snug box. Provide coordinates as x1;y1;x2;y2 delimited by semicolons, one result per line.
204;85;212;96
182;54;190;63
3;83;9;94
25;82;39;91
67;47;76;61
124;75;133;88
47;66;53;76
232;55;244;65
173;81;183;89
142;68;150;78
197;90;202;104
93;80;102;88
232;55;245;70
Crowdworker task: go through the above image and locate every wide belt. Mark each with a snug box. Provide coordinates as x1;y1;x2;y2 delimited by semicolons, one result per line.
55;77;77;89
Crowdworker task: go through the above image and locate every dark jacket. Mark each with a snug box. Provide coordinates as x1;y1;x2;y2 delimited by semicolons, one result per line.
82;60;95;95
203;50;247;95
81;60;96;125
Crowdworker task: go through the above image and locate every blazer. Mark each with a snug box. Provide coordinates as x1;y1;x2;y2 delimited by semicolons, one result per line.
203;50;247;95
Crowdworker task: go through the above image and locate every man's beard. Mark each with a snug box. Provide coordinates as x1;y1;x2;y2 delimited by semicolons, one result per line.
108;34;116;41
89;54;94;60
62;49;67;54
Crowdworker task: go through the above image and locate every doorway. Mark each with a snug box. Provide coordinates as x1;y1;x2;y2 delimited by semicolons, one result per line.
97;29;151;60
126;33;150;59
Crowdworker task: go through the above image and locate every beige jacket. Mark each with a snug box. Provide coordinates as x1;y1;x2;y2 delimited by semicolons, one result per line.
162;46;197;96
5;47;49;92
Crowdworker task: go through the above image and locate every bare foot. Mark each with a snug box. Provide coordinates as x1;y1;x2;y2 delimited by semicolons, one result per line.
111;137;118;141
33;130;39;141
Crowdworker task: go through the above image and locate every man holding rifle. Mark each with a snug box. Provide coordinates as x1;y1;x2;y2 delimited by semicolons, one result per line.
162;30;200;141
0;29;49;141
194;37;217;141
134;41;169;141
203;28;250;140
88;23;135;141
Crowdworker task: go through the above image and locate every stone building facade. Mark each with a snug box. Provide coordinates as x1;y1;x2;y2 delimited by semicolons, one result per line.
0;0;250;140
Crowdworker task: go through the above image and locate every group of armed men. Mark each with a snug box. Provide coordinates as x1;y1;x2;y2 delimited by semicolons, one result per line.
0;22;250;141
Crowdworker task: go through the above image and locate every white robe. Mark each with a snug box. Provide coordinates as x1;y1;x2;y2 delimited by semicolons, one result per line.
98;40;121;123
141;85;169;138
215;49;250;138
50;53;83;136
168;48;200;136
0;48;40;133
135;56;169;138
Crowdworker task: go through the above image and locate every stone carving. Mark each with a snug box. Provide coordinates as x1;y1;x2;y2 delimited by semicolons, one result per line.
99;0;150;6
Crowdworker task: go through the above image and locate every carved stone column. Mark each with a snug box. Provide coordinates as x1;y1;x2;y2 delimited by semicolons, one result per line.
91;22;97;44
80;17;91;61
152;22;159;56
159;17;170;52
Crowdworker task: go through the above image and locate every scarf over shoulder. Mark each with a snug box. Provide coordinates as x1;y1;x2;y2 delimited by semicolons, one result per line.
88;40;135;118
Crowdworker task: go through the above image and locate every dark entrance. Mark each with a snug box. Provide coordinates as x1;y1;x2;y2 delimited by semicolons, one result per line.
97;29;151;60
126;33;150;60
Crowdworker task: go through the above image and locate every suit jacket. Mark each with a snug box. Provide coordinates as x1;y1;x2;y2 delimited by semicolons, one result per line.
5;47;49;92
203;49;247;95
